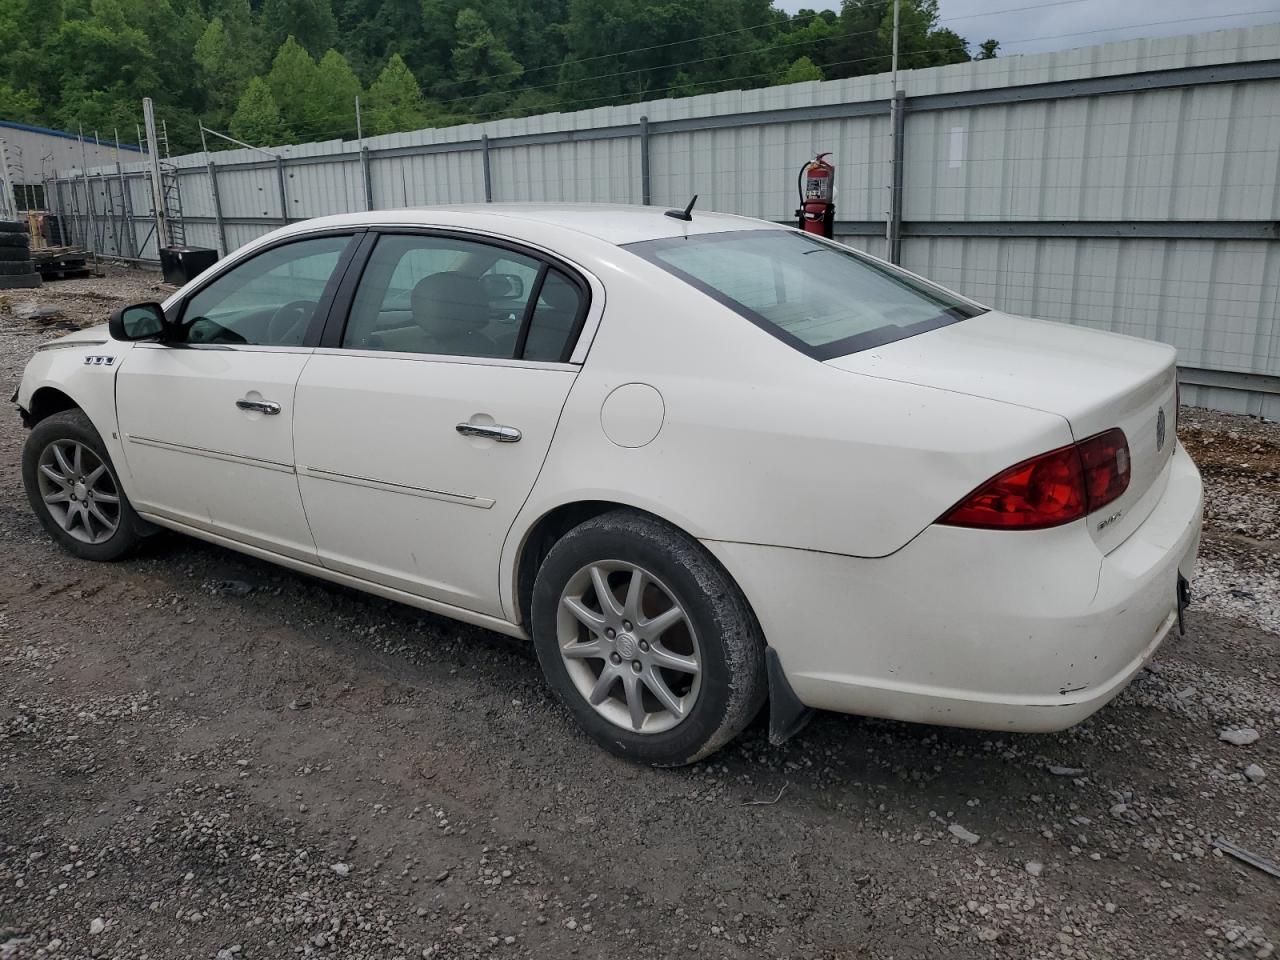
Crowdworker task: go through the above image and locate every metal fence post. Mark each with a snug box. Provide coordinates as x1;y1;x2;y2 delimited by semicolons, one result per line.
888;89;906;264
116;165;137;259
481;134;492;202
639;116;651;206
55;180;70;245
41;178;56;243
142;97;169;250
275;156;289;224
207;160;227;255
101;175;123;256
361;145;373;211
81;166;99;257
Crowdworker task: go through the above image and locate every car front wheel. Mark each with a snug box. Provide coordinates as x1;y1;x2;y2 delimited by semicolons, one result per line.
531;510;766;765
21;410;145;561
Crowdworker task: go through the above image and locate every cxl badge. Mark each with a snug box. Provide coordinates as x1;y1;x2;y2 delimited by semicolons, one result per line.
1155;407;1166;452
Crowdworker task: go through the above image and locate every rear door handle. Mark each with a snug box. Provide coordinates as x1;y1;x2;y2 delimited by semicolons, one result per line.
456;422;521;442
236;398;282;415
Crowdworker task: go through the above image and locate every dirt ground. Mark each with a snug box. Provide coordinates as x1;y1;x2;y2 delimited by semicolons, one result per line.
1;268;1277;960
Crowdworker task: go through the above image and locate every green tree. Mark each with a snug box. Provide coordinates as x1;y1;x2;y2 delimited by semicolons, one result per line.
0;0;996;157
778;55;823;84
919;27;970;67
260;0;336;57
195;17;250;116
874;0;969;71
0;81;39;122
975;38;999;60
314;48;363;140
558;0;774;106
42;13;162;135
335;0;430;82
229;76;287;145
206;0;262;64
449;8;522;115
823;0;883;80
366;52;428;135
265;36;320;137
769;9;838;78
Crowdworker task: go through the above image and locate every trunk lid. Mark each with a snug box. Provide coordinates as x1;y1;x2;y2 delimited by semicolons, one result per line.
826;311;1179;554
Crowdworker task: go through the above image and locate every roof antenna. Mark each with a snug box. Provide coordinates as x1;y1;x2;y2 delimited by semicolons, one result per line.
664;194;697;222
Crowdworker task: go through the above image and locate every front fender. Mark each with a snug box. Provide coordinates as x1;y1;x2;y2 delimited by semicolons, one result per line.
16;333;135;489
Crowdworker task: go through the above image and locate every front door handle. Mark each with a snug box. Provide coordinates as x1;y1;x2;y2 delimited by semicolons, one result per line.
236;398;282;416
456;422;521;442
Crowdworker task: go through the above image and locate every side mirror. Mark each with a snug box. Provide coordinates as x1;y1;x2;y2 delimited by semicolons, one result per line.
109;302;168;341
481;273;525;301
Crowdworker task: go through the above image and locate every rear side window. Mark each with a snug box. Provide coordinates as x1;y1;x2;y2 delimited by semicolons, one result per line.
340;234;586;362
521;270;583;362
627;229;983;359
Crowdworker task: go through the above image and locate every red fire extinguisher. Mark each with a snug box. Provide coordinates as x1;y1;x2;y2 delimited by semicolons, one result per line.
796;153;835;238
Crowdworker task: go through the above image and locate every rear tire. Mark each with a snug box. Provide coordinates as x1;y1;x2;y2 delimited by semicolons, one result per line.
531;510;766;765
22;410;145;561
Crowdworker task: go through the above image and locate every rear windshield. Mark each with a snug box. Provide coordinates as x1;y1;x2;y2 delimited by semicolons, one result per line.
627;229;984;359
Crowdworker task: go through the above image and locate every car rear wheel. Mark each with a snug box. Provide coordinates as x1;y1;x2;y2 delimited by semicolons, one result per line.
531;510;766;765
22;410;145;561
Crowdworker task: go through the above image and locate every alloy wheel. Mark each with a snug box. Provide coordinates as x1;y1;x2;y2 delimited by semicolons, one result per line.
556;560;702;734
36;439;121;545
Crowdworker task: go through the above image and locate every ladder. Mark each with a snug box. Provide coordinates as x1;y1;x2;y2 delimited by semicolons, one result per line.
161;163;186;246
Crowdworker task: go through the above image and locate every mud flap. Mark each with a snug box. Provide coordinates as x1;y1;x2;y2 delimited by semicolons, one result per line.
766;647;814;746
1176;573;1192;636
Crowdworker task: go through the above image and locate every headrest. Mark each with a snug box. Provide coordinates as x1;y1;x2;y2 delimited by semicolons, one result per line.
411;272;489;330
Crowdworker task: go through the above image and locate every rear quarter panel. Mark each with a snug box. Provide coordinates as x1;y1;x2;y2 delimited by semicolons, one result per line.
502;252;1074;618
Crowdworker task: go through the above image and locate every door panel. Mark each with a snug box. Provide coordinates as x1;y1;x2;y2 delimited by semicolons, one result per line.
114;232;359;561
294;354;576;615
116;346;317;560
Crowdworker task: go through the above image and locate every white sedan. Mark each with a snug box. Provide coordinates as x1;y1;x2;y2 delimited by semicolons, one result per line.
14;204;1203;765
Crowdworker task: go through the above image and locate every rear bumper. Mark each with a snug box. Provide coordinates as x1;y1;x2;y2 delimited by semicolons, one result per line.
704;442;1204;732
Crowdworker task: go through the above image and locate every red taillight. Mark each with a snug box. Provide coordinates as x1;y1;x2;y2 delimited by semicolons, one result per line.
1078;428;1130;511
939;428;1129;530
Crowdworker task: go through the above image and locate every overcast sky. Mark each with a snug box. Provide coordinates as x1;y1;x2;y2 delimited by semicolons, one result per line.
774;0;1280;55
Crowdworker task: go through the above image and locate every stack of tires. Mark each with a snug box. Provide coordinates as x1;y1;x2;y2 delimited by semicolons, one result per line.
0;219;42;290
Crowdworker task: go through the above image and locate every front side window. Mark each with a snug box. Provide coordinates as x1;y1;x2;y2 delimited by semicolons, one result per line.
341;234;585;361
177;235;351;346
627;230;983;359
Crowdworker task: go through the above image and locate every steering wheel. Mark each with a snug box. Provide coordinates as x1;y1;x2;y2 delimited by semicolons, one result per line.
267;300;318;345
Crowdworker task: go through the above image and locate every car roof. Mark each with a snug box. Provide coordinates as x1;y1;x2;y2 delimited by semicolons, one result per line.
282;203;783;247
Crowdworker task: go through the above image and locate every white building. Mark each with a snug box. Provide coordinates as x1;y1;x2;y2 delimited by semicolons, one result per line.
0;119;143;211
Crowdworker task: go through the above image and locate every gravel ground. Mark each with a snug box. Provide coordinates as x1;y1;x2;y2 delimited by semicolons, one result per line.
1;270;1277;960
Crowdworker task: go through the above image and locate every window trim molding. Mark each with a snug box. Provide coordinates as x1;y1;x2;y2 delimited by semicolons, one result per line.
309;346;579;373
317;226;594;364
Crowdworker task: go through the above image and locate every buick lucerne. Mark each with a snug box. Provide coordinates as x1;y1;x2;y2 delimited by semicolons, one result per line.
15;205;1203;764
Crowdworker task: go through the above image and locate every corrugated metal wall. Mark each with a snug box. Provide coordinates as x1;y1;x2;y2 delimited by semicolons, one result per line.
52;24;1280;416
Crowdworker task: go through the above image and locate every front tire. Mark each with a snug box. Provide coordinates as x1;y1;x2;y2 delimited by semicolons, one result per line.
22;410;145;561
531;510;766;765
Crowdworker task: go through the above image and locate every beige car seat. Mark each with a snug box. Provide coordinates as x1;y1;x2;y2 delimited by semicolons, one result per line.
370;273;503;357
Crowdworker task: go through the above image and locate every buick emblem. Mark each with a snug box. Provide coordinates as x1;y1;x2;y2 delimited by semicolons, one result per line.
1156;408;1166;452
